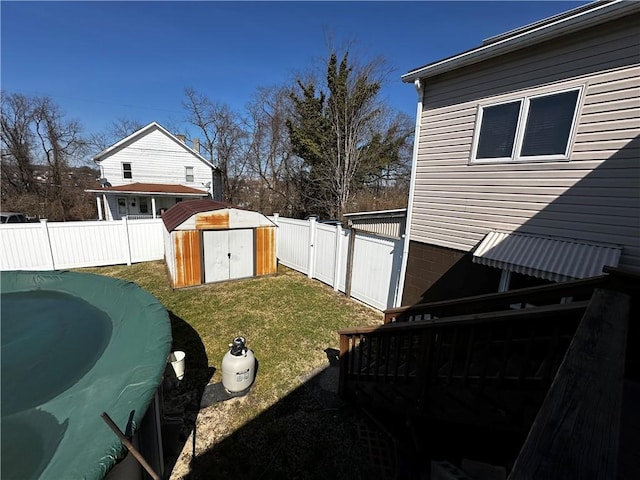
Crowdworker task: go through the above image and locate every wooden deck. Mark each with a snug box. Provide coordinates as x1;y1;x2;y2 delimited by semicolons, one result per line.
338;270;638;479
618;380;640;479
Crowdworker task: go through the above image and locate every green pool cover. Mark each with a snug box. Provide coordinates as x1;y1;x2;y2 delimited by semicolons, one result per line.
1;271;172;479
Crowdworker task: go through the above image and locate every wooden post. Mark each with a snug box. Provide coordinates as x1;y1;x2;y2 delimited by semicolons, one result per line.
345;227;357;298
510;289;629;479
338;334;349;397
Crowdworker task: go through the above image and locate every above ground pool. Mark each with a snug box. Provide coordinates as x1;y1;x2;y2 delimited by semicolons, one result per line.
1;270;172;479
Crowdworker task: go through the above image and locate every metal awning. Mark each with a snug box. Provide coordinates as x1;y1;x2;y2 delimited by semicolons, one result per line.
472;230;622;282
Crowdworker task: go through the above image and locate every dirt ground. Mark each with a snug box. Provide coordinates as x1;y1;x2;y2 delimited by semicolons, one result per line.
162;362;395;480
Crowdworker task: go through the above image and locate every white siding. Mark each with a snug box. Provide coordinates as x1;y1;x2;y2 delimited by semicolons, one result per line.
98;128;213;188
410;14;640;270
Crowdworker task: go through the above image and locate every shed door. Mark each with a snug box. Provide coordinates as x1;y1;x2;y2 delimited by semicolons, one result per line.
203;229;254;283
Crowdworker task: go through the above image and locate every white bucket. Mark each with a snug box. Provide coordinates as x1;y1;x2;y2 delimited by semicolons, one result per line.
169;351;186;380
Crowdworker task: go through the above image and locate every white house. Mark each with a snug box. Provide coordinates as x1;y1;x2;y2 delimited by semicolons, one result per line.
397;0;640;306
86;122;222;220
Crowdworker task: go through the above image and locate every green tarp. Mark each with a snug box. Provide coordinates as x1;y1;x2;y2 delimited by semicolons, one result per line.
1;271;172;479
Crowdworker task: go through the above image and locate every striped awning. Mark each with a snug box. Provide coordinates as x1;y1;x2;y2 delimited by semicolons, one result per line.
472;231;622;282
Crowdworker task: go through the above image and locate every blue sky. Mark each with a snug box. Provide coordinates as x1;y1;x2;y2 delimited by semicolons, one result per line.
2;1;587;139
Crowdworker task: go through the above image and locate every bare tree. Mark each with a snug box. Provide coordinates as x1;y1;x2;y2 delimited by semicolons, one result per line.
183;88;249;203
1;92;37;198
87;118;145;152
1;92;93;220
32;97;88;220
244;85;305;215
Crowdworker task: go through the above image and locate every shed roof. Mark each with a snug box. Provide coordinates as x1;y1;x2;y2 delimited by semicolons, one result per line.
162;199;238;232
402;0;639;82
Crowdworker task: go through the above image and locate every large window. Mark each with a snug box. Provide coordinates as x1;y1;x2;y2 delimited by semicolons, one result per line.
471;88;581;164
122;163;132;179
139;197;148;214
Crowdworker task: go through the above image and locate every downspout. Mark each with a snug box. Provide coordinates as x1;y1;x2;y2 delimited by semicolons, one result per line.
394;78;424;307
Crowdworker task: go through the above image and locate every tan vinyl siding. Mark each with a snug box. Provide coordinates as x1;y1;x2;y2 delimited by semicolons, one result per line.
411;14;640;271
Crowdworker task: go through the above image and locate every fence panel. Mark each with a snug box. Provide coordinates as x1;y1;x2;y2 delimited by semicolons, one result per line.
127;219;166;262
272;217;310;274
47;221;130;269
313;223;339;287
0;223;52;270
270;216;404;311
1;215;404;311
349;233;403;311
0;218;165;271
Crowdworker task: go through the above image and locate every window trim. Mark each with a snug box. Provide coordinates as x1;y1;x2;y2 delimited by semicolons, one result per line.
470;86;583;165
185;166;194;183
122;162;132;179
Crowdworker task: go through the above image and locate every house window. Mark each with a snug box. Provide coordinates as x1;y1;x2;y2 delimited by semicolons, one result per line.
185;166;194;183
471;87;582;164
139;197;148;214
117;197;127;215
122;163;132;179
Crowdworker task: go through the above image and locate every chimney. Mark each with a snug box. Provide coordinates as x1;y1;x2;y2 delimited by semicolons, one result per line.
193;138;200;153
176;134;186;143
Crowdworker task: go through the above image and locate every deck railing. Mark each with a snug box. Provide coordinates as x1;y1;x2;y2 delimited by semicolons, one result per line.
339;301;588;426
510;288;629;479
339;272;636;478
383;275;606;324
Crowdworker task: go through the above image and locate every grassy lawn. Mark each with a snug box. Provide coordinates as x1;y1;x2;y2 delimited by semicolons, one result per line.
79;260;386;478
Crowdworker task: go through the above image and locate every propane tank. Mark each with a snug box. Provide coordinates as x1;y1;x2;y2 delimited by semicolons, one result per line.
221;336;256;393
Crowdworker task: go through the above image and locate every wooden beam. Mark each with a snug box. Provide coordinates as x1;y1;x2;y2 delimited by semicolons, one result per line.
509;288;629;480
384;275;606;323
338;334;350;397
340;301;589;336
344;228;357;298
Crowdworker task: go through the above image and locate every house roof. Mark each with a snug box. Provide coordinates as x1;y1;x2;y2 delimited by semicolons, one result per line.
162;198;239;232
85;182;209;196
91;121;218;170
472;230;622;282
402;0;640;83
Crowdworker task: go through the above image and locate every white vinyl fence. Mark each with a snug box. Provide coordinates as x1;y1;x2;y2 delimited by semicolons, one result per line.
1;215;404;311
0;218;164;271
271;216;404;311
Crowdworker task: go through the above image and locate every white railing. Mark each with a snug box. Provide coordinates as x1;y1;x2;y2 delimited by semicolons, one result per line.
270;215;404;310
0;218;164;271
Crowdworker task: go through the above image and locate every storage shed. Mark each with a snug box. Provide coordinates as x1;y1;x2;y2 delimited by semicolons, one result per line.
162;199;277;288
